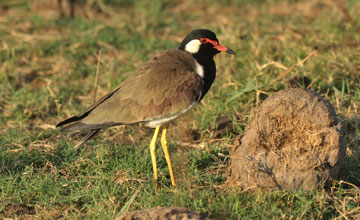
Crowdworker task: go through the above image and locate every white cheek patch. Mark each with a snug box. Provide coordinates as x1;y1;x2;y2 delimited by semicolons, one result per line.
184;39;201;54
194;60;204;78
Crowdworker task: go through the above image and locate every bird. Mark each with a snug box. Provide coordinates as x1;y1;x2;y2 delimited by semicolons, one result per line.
56;29;235;188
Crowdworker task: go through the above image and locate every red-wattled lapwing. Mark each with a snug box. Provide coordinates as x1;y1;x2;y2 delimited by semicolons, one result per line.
56;29;234;188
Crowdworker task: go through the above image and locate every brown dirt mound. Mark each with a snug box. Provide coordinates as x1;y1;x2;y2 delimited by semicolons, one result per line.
227;88;346;191
115;206;212;220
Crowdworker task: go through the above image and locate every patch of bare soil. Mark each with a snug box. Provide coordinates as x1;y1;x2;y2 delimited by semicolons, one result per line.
1;203;35;219
115;206;212;220
227;88;346;191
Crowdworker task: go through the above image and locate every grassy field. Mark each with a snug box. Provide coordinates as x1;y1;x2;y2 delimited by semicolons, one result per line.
0;0;359;219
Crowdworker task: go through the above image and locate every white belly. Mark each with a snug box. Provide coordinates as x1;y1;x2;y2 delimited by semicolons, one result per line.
145;102;197;128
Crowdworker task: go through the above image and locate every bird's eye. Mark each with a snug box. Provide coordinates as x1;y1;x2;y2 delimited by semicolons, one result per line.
200;38;208;44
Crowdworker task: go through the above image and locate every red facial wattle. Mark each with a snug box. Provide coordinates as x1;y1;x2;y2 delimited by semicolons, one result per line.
199;38;235;55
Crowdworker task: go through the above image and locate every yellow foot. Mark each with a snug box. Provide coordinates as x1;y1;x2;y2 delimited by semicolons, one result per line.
161;124;176;187
149;126;160;189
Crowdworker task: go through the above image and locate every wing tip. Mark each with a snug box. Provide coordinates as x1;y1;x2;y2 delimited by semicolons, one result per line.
56;115;80;128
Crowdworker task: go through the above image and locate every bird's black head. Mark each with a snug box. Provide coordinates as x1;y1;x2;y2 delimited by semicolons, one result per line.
179;29;235;57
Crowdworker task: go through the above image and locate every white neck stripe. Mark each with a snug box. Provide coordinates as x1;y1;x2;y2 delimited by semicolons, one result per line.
194;60;204;78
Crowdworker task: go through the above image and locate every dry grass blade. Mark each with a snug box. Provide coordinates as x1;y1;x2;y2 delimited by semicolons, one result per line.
331;180;360;220
93;49;102;103
117;187;141;215
267;50;318;88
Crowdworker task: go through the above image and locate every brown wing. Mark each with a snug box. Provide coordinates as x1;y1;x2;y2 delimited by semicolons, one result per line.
57;49;203;131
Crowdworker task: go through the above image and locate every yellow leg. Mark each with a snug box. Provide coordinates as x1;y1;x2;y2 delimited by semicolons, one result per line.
150;126;160;189
160;124;176;187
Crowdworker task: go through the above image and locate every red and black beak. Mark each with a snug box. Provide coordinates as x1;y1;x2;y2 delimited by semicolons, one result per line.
214;44;235;55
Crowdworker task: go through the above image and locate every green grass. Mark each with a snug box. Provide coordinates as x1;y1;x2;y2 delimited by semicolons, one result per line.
0;0;359;219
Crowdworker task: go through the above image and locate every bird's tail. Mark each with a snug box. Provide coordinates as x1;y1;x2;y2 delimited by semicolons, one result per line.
73;129;101;150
